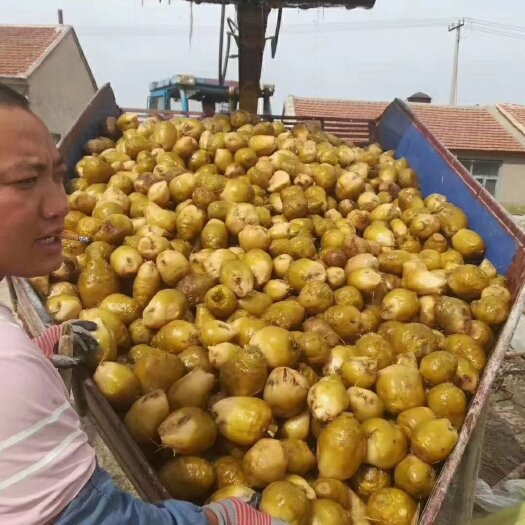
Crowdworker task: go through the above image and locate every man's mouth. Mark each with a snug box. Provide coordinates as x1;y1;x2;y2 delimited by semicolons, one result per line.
36;235;60;245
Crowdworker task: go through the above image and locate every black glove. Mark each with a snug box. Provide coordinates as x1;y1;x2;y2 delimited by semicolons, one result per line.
50;320;99;369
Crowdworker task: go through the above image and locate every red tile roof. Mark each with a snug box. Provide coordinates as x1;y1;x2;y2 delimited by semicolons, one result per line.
0;25;67;78
410;104;525;153
292;99;387;121
290;97;525;154
498;104;525;132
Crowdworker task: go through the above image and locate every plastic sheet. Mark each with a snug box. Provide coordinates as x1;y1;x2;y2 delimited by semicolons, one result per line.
510;316;525;354
472;479;525;524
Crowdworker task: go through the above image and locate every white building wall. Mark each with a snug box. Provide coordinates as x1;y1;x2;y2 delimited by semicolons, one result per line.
27;31;96;140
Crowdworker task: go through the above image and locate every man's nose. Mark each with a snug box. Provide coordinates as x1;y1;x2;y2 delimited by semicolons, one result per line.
41;180;68;220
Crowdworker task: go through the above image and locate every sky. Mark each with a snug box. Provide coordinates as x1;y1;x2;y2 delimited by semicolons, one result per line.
2;0;525;113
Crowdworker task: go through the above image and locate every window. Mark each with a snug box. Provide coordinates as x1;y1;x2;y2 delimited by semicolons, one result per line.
459;159;501;197
148;95;164;110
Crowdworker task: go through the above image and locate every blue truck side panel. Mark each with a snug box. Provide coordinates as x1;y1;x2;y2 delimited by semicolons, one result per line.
378;99;517;274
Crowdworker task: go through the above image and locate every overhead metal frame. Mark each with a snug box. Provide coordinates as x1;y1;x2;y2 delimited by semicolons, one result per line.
218;11;240;84
181;0;377;112
270;8;283;59
217;3;278;113
237;1;271;113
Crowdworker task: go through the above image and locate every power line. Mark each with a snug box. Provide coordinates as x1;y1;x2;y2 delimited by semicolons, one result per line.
73;16;525;37
75;17;453;36
470;28;525;41
73;16;525;44
468;26;525;41
467;18;525;33
444;17;525;106
463;18;525;40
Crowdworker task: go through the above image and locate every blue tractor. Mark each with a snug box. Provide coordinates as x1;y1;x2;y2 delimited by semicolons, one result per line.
148;74;274;116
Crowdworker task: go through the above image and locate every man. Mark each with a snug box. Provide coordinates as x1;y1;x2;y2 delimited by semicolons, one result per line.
0;84;284;525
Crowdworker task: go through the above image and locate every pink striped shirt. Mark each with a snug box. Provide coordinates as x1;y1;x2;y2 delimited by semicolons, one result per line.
0;305;96;525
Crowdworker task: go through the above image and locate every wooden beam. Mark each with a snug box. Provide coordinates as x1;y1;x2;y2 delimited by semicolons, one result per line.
237;2;270;114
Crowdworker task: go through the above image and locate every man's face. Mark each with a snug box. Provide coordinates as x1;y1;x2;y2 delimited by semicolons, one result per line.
0;107;68;277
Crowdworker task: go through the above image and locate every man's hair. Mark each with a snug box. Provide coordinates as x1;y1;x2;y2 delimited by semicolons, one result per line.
0;83;29;109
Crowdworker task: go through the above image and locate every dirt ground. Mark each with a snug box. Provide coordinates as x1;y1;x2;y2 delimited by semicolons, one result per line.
81;415;138;496
479;350;525;486
478;218;525;491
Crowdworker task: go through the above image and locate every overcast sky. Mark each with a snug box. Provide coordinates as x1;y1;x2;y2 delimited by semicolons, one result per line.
2;0;525;112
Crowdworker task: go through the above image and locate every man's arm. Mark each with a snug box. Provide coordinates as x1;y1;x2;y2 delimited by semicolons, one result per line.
32;324;61;358
205;510;218;525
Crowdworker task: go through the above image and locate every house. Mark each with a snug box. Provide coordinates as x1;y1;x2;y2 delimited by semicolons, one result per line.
284;95;525;209
0;25;97;142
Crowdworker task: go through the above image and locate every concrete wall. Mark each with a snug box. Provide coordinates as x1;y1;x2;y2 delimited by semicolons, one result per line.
499;158;525;206
28;31;96;140
453;150;525;207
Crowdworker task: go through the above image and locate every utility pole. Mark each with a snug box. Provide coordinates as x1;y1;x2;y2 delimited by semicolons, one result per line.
448;18;465;106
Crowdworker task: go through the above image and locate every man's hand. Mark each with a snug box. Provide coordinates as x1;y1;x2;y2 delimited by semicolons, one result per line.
33;320;99;368
203;498;288;524
68;320;99;359
204;509;219;525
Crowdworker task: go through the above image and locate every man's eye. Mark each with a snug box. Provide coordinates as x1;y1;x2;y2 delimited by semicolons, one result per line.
12;177;38;189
